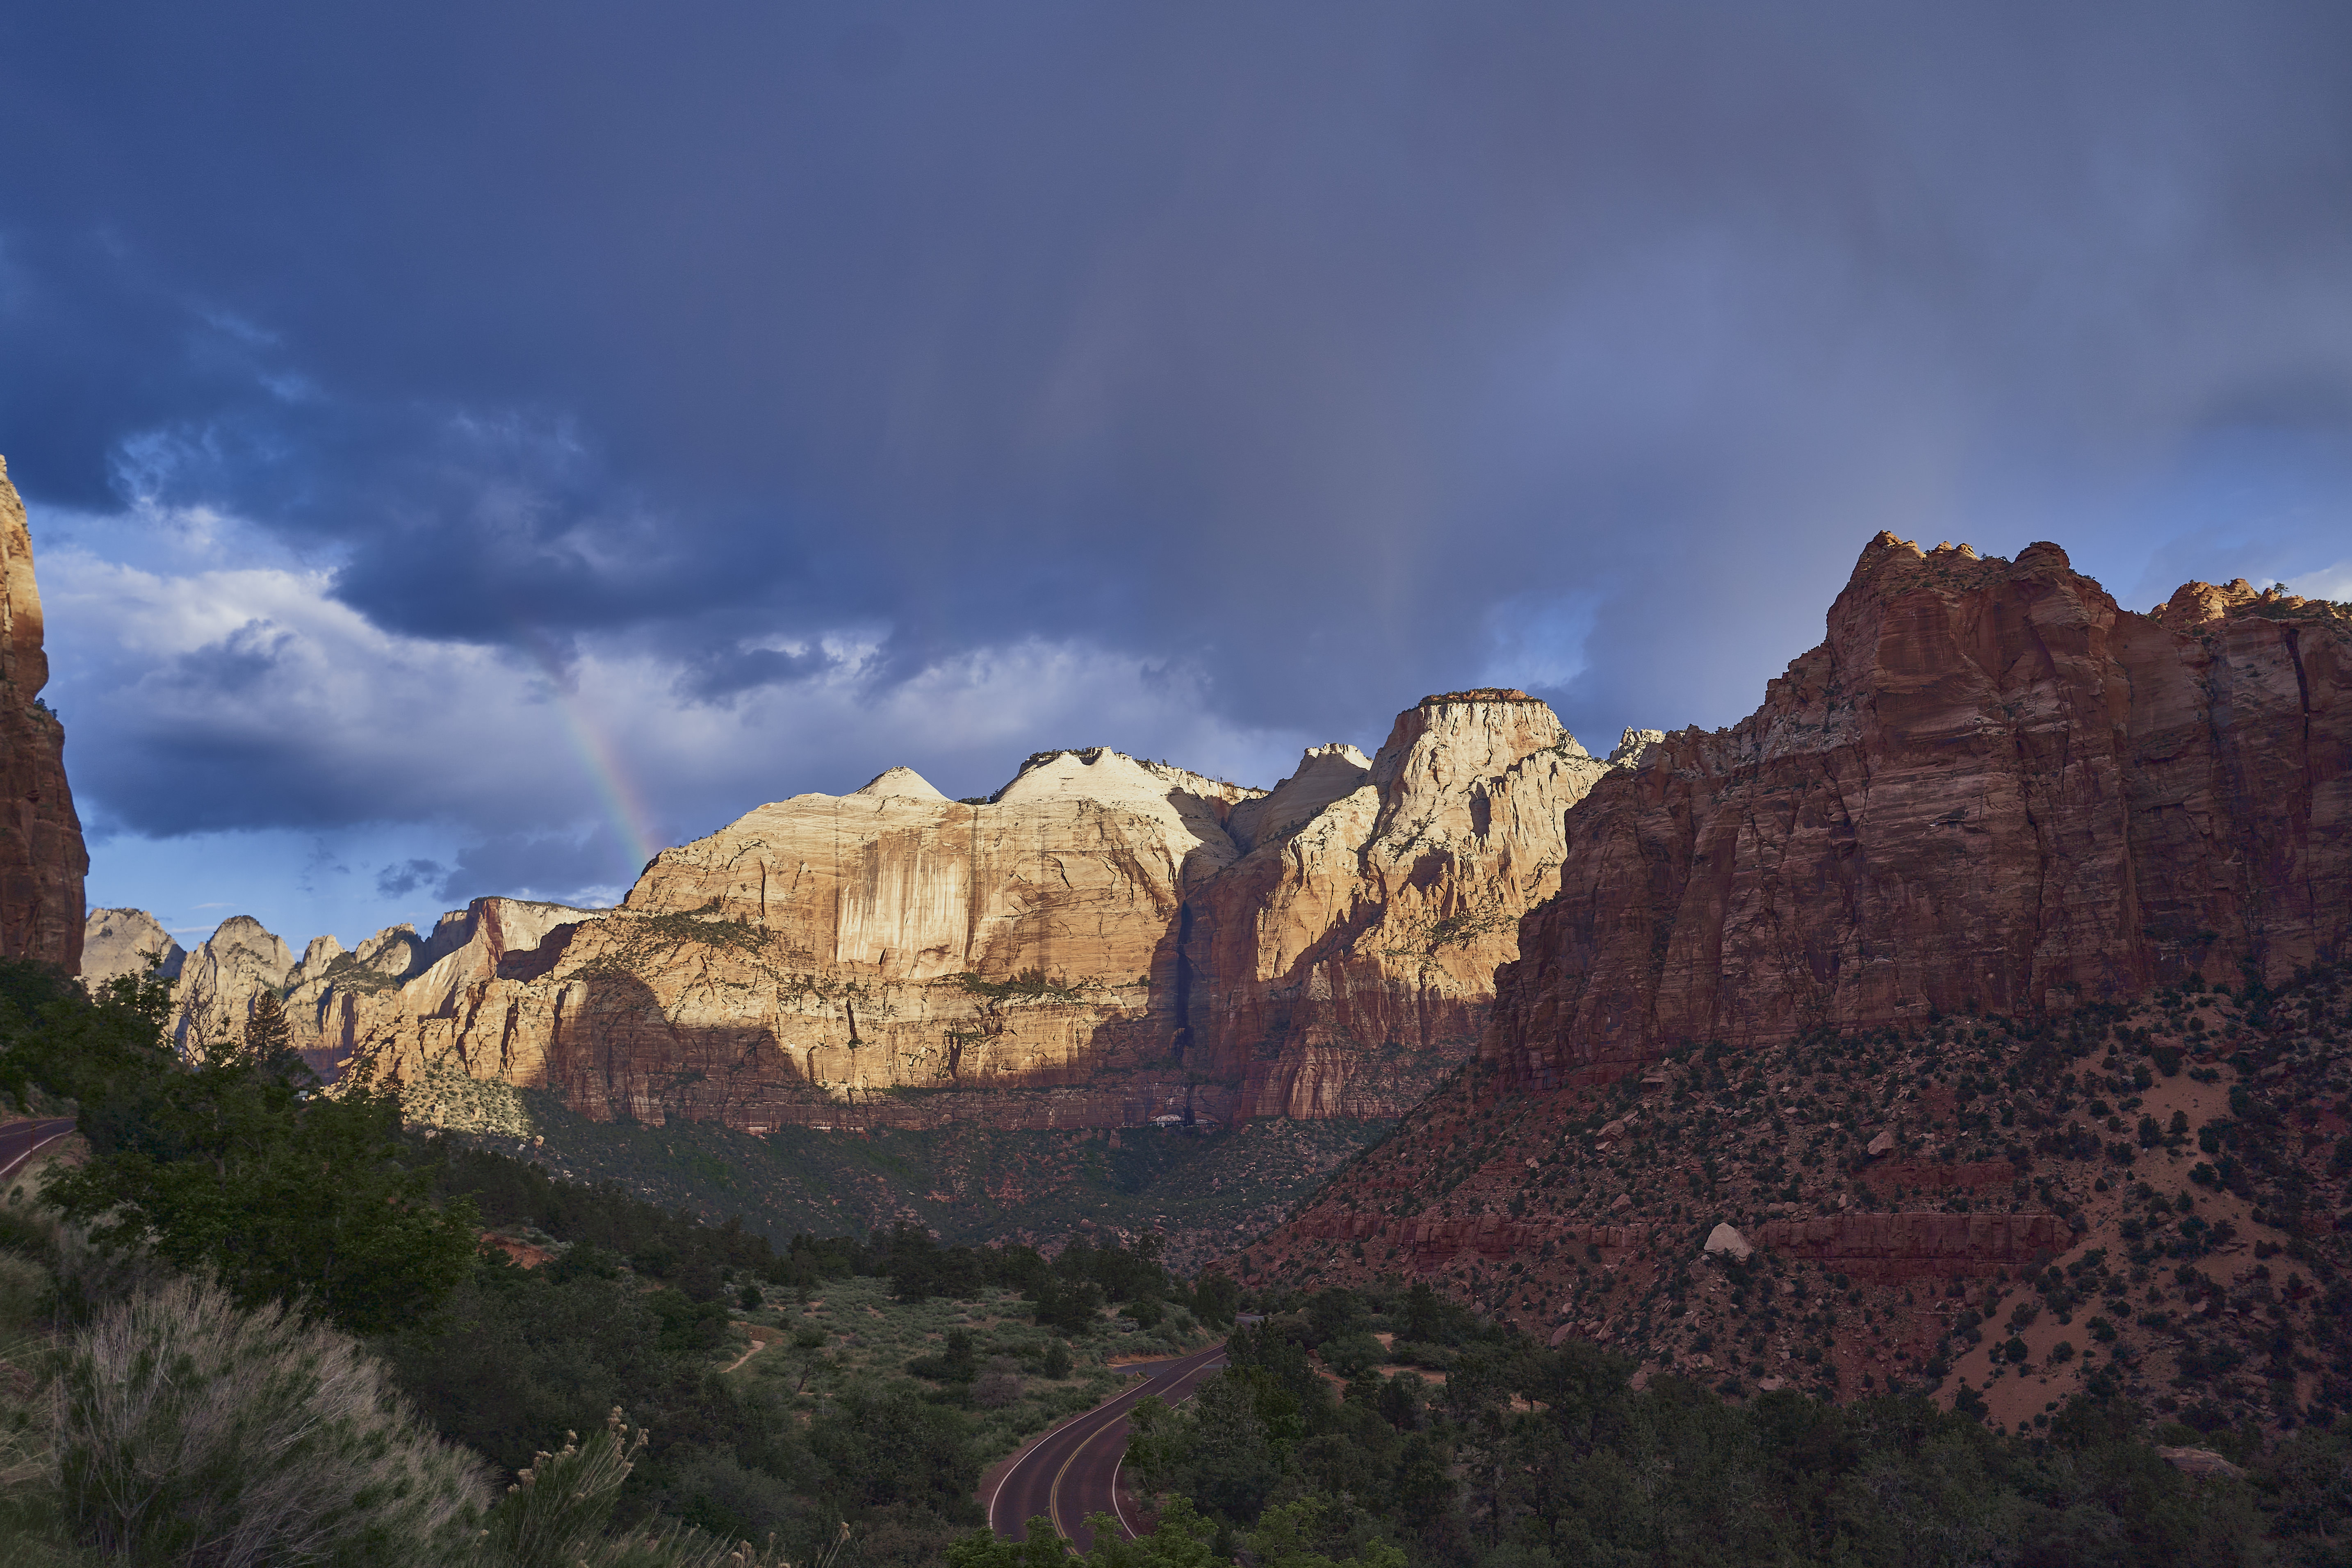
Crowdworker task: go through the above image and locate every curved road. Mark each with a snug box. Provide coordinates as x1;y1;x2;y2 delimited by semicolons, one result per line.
0;1117;75;1185
986;1340;1227;1552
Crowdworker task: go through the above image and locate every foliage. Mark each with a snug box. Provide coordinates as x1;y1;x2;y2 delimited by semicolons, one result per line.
45;1054;479;1337
433;1086;1389;1274
1121;1299;2329;1567
0;958;480;1337
950;970;1089;1004
53;1275;485;1568
405;1137;777;1302
476;1408;798;1568
947;1497;1403;1568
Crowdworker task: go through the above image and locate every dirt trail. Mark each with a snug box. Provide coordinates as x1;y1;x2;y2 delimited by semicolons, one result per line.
722;1324;785;1374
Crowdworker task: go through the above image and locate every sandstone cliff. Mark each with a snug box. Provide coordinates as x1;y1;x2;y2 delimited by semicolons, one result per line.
1488;536;2352;1092
1181;693;1623;1117
326;696;1625;1131
82;907;185;991
0;458;86;971
1242;537;2352;1429
137;690;1629;1130
280;897;605;1069
172;915;295;1056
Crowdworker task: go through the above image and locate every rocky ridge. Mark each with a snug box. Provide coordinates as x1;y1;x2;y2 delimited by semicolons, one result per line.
141;898;606;1069
0;458;85;971
119;691;1635;1134
1490;536;2350;1090
81;908;185;991
1242;968;2351;1438
1241;536;2352;1434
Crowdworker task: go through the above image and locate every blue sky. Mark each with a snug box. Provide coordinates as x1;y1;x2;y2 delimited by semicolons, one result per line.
5;2;2351;954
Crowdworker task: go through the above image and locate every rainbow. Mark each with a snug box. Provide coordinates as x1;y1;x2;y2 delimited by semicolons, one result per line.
520;632;663;884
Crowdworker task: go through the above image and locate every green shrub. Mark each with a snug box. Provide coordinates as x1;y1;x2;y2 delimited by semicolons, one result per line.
479;1408;798;1568
1318;1332;1387;1379
54;1275;485;1567
0;1250;48;1336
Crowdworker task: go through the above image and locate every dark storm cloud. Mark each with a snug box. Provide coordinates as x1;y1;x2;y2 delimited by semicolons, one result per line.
375;859;444;900
9;0;2352;852
679;643;847;703
432;827;636;908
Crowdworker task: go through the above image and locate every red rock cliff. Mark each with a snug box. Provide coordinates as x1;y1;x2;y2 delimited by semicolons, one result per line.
0;459;86;971
1489;535;2351;1090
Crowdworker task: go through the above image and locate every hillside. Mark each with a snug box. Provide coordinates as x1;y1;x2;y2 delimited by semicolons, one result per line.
1242;536;2352;1440
426;1087;1386;1269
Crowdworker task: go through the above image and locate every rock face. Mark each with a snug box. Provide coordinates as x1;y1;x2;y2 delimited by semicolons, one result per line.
281;897;606;1068
248;691;1623;1130
172;916;296;1056
0;459;86;971
82;908;186;991
148;899;606;1066
1181;693;1618;1118
1488;536;2352;1092
1241;538;2352;1423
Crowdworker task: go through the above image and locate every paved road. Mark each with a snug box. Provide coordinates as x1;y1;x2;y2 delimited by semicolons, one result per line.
986;1340;1228;1552
0;1117;76;1185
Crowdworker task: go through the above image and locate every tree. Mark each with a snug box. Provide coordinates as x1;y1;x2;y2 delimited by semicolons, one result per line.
791;1326;829;1393
1192;1269;1240;1327
1404;1282;1443;1343
1036;1279;1105;1336
31;974;479;1336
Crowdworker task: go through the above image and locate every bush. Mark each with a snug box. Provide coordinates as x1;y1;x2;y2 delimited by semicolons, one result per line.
0;1249;47;1335
1318;1332;1387;1379
971;1371;1024;1410
481;1408;796;1568
55;1275;485;1567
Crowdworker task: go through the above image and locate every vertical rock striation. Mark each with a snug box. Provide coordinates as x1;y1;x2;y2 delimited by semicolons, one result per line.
0;458;86;971
125;691;1633;1131
1181;692;1619;1117
1488;535;2352;1091
172;916;296;1057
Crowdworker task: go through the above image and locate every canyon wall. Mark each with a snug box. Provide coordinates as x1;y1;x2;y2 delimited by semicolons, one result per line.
1488;535;2352;1092
82;908;185;991
0;459;86;971
1181;693;1630;1117
133;691;1633;1130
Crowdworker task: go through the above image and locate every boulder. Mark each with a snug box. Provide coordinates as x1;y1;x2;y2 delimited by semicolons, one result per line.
2156;1447;2245;1481
1704;1223;1754;1261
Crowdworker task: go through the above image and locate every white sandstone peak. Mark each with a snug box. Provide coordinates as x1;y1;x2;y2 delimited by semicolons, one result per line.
1609;728;1666;768
1228;744;1375;852
852;765;949;802
82;907;186;990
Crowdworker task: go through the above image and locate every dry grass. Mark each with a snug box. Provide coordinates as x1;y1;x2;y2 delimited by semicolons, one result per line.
55;1276;487;1568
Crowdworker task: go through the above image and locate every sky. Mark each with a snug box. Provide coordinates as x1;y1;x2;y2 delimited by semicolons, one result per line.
5;3;2351;953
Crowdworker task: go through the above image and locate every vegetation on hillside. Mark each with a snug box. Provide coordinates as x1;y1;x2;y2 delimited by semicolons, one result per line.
0;957;1225;1568
972;1279;2351;1567
425;1091;1386;1272
1250;962;2352;1445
